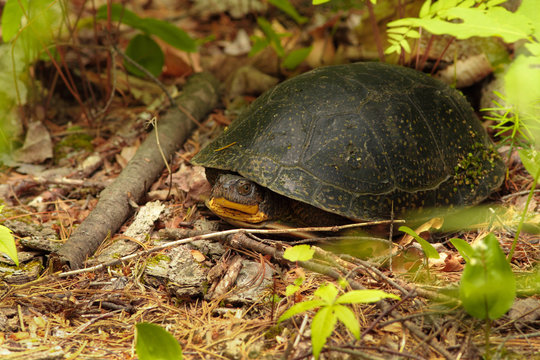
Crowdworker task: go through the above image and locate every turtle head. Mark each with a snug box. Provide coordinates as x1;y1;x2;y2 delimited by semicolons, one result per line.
206;173;275;226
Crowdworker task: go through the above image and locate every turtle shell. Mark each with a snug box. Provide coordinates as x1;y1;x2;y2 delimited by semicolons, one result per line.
192;62;505;220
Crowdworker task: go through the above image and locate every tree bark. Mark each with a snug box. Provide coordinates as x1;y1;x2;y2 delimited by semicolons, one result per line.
54;72;220;269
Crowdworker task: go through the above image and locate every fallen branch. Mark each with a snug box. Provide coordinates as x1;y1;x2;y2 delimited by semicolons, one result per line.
53;72;220;269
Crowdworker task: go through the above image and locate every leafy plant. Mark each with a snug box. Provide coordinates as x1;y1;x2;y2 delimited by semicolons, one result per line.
385;0;539;146
451;234;515;357
451;234;515;320
135;322;183;360
96;3;197;77
249;17;312;70
282;245;314;296
279;283;399;359
0;0;63;155
249;0;312;70
285;276;306;297
399;225;439;278
483;91;533;156
386;0;532;55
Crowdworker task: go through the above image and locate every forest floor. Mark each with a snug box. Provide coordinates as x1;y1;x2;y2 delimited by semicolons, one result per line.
0;1;539;359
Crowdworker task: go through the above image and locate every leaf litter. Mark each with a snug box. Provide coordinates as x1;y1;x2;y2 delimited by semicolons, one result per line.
0;1;539;359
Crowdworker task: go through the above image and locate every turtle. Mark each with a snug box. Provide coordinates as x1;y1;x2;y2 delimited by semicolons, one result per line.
191;62;505;228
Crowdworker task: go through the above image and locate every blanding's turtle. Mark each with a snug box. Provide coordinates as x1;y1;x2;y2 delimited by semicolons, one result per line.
191;62;505;228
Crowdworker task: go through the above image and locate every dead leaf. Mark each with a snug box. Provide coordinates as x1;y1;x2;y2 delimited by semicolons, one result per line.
162;46;195;78
172;164;211;204
191;249;206;262
222;29;251;56
225;66;279;100
13;122;53;163
116;145;138;168
441;253;464;272
435;53;492;88
381;322;402;333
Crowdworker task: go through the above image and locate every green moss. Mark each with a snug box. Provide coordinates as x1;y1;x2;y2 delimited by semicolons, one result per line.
54;126;94;161
453;141;501;191
263;325;283;340
147;254;171;264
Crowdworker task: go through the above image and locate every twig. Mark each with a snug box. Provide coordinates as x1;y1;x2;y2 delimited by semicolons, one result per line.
58;223;389;277
500;189;540;199
292;314;309;348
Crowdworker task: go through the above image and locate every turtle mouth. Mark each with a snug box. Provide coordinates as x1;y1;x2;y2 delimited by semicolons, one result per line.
207;197;270;224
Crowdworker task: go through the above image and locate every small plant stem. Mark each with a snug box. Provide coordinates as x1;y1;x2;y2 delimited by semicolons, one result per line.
366;0;385;62
507;167;539;261
484;318;492;360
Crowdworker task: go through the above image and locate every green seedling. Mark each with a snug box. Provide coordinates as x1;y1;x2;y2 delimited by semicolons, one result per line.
399;225;439;279
451;234;516;357
279;282;399;359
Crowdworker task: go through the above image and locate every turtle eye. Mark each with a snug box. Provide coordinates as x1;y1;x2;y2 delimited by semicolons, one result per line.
237;182;253;196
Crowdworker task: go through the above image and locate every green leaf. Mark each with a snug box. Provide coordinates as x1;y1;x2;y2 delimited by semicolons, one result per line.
504;55;540;145
399;226;440;259
313;0;330;4
459;234;516;320
387;33;405;41
400;39;411;53
311;306;337;360
135;322;183;360
443;6;533;42
1;0;28;42
283;46;312;70
96;3;143;30
449;238;474;263
248;36;269;57
268;0;308;24
314;283;339;304
419;0;432;18
384;44;401;55
96;4;197;53
285;284;300;297
336;289;400;304
333;305;360;340
518;149;540;181
392;6;533;43
278;299;326;323
387;27;411;35
257;17;285;57
516;0;540;41
283;244;315;262
0;225;18;267
406;29;420;38
124;34;164;77
139;18;197;52
337;277;349;289
5;0;62;61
